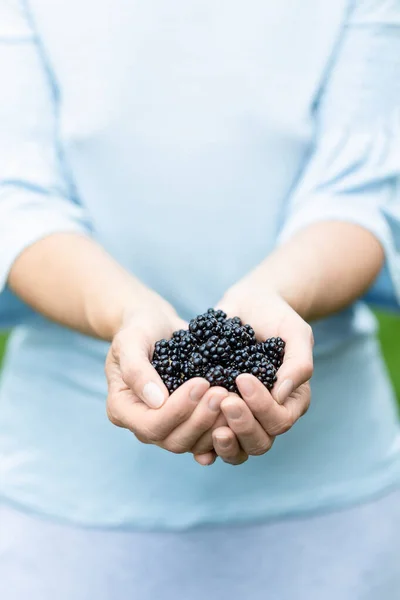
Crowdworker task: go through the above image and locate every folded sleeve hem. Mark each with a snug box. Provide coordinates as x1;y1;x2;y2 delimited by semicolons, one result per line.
278;194;400;307
0;195;91;295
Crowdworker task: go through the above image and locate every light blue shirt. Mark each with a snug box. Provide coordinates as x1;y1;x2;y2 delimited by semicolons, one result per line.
0;0;400;529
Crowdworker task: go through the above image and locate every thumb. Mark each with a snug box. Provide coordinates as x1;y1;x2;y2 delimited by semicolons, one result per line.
272;322;314;404
112;328;169;409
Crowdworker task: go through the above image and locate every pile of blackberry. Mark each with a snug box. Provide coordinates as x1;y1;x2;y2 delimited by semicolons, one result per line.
152;308;285;395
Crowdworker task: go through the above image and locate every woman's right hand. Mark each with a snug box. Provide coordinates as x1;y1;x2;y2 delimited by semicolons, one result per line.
105;294;227;460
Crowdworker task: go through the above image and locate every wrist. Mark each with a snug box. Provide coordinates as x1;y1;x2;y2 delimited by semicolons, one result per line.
119;289;176;334
262;273;315;322
257;241;324;321
224;260;316;323
88;278;169;341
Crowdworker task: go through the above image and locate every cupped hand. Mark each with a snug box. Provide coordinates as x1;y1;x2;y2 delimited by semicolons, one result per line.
193;283;314;465
105;295;228;458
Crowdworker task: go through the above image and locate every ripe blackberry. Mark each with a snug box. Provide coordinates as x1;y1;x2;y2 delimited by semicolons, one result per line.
225;367;241;393
189;312;223;341
151;308;285;396
206;308;227;322
205;365;227;387
262;337;286;368
226;316;242;326
164;376;180;393
255;358;277;390
222;321;256;351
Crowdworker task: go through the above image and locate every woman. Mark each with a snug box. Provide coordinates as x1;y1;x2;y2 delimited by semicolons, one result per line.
0;0;400;598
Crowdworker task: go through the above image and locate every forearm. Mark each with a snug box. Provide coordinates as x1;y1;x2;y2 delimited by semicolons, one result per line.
8;233;162;340
244;221;384;322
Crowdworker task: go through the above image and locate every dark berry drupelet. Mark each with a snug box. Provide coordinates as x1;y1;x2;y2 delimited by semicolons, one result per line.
205;365;227;387
151;309;285;396
261;337;286;368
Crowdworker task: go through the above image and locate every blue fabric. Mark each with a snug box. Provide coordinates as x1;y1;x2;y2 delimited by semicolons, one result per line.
0;0;400;529
2;489;400;600
0;289;32;331
365;266;399;311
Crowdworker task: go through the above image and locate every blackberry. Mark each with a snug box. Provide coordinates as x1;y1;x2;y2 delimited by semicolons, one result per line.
226;316;242;326
206;307;227;322
262;337;286;368
181;360;196;381
189;312;223;340
164;376;180;393
205;365;227;387
225;367;241;393
256;358;277;390
151;308;285;396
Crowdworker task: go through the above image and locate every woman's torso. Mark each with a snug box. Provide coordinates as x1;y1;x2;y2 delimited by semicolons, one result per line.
0;0;399;528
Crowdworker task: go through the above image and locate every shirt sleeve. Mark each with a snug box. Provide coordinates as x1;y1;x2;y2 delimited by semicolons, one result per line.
0;0;91;300
278;0;400;306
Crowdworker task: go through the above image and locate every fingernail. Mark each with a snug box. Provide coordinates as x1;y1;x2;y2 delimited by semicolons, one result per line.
224;403;242;419
142;382;165;408
215;435;231;448
238;375;254;397
208;394;222;412
194;454;215;466
277;379;294;404
190;383;207;403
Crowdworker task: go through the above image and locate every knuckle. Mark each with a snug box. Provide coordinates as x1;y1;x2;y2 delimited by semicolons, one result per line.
107;410;120;427
135;423;165;443
221;451;238;462
146;426;165;443
192;434;213;455
248;438;273;456
134;432;151;444
301;388;312;416
303;323;314;344
164;438;188;454
224;453;248;466
278;419;293;435
106;398;120;427
300;359;314;382
269;417;293;436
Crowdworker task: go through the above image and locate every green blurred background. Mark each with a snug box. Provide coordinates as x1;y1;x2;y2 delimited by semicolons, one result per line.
0;334;7;364
0;312;399;405
376;312;400;406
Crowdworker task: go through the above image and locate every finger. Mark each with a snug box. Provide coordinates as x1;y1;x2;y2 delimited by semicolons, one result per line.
161;387;228;454
212;426;248;465
220;395;274;456
191;412;228;454
282;382;311;422
216;299;313;405
237;373;305;436
272;322;314;404
112;327;169;409
109;377;209;442
193;451;217;466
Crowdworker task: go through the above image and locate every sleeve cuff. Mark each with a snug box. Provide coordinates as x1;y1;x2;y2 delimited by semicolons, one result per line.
278;191;400;308
0;190;92;294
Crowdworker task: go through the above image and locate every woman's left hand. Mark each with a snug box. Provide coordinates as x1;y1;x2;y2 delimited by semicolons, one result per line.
192;276;314;465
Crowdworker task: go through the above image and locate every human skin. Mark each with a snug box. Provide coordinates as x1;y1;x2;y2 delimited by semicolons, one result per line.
8;221;384;464
193;221;384;464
